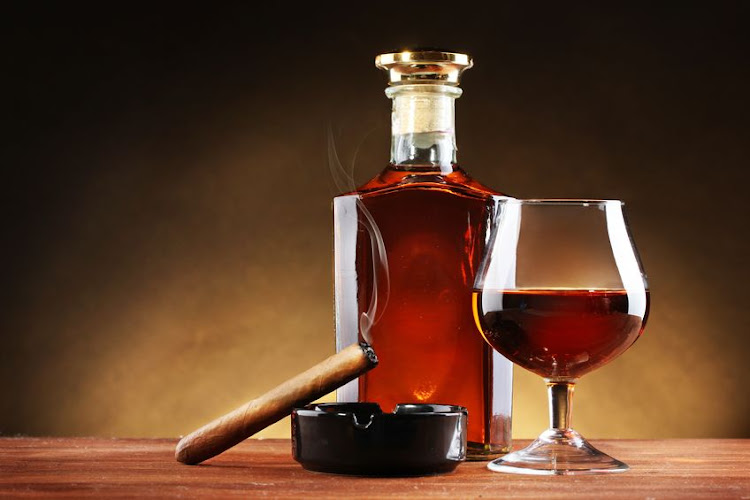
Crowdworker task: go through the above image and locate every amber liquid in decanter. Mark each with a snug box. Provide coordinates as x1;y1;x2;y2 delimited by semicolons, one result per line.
354;166;510;456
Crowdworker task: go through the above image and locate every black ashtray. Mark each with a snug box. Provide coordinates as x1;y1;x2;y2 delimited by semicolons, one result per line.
291;402;467;476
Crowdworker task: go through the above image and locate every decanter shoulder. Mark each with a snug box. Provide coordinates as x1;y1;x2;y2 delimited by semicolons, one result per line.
345;164;503;199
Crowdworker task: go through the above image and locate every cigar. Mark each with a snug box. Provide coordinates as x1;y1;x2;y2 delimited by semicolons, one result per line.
175;342;378;465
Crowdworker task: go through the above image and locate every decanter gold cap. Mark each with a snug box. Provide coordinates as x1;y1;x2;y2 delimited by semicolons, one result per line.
376;50;473;85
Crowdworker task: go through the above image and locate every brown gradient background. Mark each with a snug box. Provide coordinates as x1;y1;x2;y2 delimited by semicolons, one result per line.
3;3;748;440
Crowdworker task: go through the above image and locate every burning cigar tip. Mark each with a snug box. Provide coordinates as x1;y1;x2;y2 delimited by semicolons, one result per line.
359;342;378;367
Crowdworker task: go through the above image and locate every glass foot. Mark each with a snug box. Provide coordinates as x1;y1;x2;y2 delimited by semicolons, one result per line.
488;428;628;475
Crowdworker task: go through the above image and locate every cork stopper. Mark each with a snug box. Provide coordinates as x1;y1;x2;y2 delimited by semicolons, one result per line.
375;50;473;86
388;86;458;135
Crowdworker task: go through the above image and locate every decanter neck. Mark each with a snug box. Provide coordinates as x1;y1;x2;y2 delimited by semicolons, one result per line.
386;84;462;173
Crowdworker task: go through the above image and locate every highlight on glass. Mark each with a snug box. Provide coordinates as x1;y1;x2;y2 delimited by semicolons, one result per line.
473;198;650;475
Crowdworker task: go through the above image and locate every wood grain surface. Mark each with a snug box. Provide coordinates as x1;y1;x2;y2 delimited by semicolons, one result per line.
1;438;748;498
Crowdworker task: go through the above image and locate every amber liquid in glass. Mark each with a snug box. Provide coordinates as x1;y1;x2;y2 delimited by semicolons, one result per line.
353;165;509;456
472;289;649;379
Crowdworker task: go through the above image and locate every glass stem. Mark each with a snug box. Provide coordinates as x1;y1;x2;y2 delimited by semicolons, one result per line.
546;380;575;430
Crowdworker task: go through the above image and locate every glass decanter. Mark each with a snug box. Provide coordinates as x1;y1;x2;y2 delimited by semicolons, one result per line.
334;50;513;458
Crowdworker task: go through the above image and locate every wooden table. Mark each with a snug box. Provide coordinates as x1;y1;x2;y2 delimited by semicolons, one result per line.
1;438;748;498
